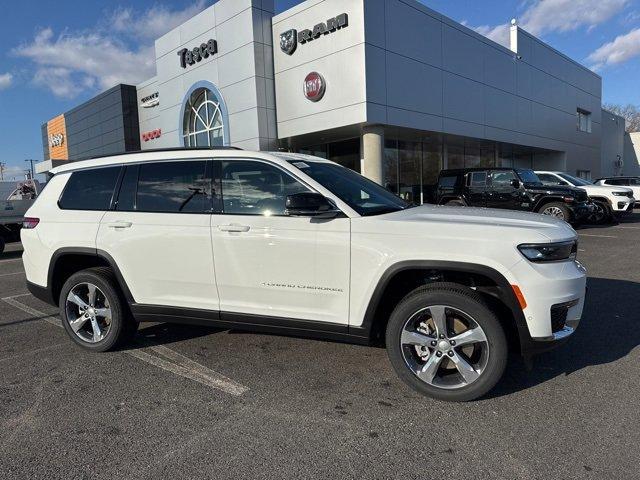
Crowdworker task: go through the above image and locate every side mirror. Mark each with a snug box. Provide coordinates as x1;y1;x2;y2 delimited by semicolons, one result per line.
510;179;521;188
285;192;341;218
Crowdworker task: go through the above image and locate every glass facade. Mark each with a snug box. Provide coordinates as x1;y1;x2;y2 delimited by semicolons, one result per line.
296;128;556;205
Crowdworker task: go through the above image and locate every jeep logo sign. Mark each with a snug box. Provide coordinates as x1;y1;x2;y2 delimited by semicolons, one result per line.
303;72;326;102
49;133;64;148
280;13;348;56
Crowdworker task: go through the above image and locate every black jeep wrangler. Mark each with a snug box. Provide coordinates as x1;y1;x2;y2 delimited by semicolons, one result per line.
436;167;593;224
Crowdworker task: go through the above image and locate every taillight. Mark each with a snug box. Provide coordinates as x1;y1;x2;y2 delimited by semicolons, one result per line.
23;217;40;229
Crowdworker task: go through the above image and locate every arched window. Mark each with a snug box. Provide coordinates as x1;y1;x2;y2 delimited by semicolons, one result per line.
182;87;225;147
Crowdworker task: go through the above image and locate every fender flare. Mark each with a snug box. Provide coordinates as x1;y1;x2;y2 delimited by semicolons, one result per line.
354;260;531;352
47;247;136;305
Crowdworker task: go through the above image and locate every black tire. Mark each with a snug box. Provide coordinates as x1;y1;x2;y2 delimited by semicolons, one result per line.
59;267;137;352
588;200;613;225
445;200;465;207
0;236;5;255
386;282;507;402
537;202;571;222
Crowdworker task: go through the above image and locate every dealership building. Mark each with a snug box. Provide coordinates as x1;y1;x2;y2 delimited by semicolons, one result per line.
39;0;627;202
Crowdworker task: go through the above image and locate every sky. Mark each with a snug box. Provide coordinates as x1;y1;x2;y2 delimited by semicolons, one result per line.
0;0;639;181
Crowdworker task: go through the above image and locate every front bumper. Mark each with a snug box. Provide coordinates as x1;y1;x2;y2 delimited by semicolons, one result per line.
509;258;587;356
612;198;635;215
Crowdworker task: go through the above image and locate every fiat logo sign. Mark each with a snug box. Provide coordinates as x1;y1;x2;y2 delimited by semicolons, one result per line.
303;72;326;102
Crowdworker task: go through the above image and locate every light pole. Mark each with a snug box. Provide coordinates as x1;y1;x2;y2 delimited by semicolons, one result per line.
25;159;35;180
0;162;5;181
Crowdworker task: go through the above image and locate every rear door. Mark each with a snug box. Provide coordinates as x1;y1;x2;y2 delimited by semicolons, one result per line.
97;159;220;311
466;171;487;206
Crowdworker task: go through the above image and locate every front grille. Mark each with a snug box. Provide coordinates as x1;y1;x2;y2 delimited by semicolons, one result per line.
575;191;589;202
550;305;569;333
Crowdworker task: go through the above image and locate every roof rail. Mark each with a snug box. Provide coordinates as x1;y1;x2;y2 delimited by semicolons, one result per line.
74;146;244;162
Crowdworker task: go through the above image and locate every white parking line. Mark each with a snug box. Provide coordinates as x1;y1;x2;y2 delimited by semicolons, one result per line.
0;271;25;277
1;296;249;396
579;234;618;238
0;258;22;264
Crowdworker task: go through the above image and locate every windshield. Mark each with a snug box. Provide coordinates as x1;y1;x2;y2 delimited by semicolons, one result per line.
285;157;409;216
558;173;593;186
516;169;542;184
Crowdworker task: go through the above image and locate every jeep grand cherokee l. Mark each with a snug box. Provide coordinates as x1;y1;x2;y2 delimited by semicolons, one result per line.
21;148;587;402
437;167;592;224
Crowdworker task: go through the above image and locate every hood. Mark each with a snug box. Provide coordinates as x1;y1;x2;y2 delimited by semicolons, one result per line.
523;183;581;196
380;204;577;242
577;184;633;195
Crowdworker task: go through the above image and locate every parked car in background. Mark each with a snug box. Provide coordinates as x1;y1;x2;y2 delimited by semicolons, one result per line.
594;177;640;207
536;171;634;224
0;178;41;254
437;167;593;224
21;148;587;402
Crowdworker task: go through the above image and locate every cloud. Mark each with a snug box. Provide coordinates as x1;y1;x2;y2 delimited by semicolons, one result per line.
0;72;12;90
12;1;210;99
587;28;640;70
470;0;629;47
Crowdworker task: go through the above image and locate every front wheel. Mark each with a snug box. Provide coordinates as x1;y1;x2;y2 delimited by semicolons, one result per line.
386;283;507;402
588;201;612;225
538;202;571;222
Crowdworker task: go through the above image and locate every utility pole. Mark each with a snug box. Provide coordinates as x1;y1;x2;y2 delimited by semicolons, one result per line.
25;159;35;180
0;162;5;181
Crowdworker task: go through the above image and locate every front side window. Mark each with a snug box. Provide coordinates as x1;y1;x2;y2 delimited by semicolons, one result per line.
515;169;541;184
59;166;121;211
490;170;517;187
136;161;210;213
559;173;592;186
183;87;225;147
221;160;310;216
286;158;409;216
537;173;563;186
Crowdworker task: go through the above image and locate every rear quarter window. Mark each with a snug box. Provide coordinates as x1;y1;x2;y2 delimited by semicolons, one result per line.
438;175;459;188
58;166;121;211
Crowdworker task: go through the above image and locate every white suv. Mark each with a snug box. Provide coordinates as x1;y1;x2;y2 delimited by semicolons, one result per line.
536;171;635;224
21;148;587;402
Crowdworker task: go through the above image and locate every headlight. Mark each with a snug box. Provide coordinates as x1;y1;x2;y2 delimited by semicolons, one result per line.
612;192;628;196
518;241;578;263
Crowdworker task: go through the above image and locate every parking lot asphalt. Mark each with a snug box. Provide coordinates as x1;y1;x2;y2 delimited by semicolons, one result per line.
1;215;639;480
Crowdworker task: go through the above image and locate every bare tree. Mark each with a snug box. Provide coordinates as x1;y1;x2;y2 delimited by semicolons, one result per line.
602;103;640;133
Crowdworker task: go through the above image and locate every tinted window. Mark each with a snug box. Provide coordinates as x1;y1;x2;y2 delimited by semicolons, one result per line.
137;161;209;213
116;165;138;211
630;178;640;186
516;169;541;184
439;175;458;188
59;167;121;211
469;172;487;187
490;171;517;187
606;178;628;186
222;160;309;216
537;173;562;186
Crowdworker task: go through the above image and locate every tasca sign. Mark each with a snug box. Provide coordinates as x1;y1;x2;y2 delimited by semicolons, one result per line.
280;13;348;56
178;39;218;69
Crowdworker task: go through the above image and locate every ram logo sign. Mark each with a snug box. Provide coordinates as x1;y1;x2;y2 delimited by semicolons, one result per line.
280;13;348;55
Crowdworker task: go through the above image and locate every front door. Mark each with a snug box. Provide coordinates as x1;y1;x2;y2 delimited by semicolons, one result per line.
467;171;488;207
486;170;523;210
97;159;219;311
211;159;351;325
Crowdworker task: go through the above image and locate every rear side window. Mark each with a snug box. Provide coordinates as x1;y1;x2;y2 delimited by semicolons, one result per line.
468;172;487;187
439;175;459;187
59;167;121;211
136;161;209;213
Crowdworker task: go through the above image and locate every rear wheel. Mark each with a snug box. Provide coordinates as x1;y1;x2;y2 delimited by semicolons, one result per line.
386;283;508;402
538;202;571;222
59;268;137;352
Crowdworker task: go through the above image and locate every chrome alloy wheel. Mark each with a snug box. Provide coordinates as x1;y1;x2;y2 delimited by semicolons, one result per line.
400;305;489;390
65;283;112;343
542;206;565;219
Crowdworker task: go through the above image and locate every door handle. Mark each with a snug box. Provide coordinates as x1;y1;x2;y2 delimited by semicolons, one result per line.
218;224;250;233
107;221;133;229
